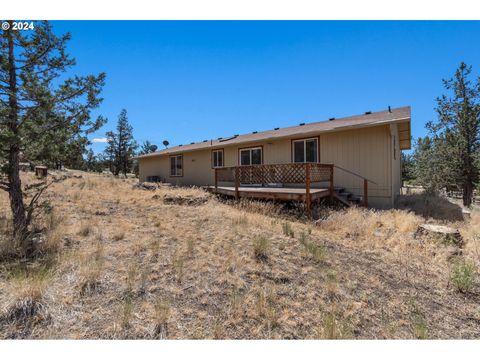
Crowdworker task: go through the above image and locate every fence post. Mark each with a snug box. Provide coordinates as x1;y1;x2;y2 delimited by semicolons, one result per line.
305;163;311;219
235;167;239;200
363;179;368;208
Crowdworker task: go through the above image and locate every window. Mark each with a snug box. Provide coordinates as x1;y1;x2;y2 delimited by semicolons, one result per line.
212;149;224;168
239;147;262;166
292;138;318;163
170;155;183;176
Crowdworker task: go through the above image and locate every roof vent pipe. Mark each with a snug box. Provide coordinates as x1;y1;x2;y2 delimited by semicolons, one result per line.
388;106;392;113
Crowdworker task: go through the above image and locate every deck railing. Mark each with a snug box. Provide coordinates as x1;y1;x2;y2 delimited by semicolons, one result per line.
332;165;377;208
215;163;334;218
214;163;378;214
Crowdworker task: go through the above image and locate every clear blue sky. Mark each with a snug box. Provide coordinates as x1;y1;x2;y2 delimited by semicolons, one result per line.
51;21;480;154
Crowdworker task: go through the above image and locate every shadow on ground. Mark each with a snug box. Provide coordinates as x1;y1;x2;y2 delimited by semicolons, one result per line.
396;194;464;222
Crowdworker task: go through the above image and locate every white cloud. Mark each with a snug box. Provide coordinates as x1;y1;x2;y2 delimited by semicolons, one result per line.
91;137;108;143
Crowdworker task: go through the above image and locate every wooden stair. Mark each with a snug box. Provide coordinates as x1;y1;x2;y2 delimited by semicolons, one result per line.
333;187;362;207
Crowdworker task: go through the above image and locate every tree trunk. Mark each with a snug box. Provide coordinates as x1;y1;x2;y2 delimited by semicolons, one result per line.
6;24;28;241
8;146;27;238
463;180;473;207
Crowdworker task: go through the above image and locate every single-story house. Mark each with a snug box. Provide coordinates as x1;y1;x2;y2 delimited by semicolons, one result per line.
135;106;411;208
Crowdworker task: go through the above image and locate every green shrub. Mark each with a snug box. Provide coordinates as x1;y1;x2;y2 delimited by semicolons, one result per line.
299;231;326;262
413;314;428;339
282;222;294;238
451;261;476;293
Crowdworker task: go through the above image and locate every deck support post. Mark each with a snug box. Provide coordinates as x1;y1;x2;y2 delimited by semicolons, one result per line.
235;167;239;201
305;163;311;219
363;179;368;207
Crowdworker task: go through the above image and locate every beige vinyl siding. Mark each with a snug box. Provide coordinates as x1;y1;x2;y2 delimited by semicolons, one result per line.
223;139;292;167
319;125;393;208
138;123;399;208
138;155;169;182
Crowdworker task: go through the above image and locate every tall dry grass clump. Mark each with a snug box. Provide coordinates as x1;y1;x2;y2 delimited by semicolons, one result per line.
153;299;170;339
35;208;65;255
0;266;52;334
321;309;353;339
1;203;65;259
234;199;282;217
317;207;423;251
299;229;326;263
79;238;105;296
0;214;15;258
253;236;270;261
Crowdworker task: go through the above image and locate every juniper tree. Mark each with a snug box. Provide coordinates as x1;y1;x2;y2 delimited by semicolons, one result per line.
429;62;480;206
425;63;480;206
0;20;105;246
132;140;156;176
401;152;415;185
139;140;155;155
104;109;137;176
413;136;455;193
84;148;104;173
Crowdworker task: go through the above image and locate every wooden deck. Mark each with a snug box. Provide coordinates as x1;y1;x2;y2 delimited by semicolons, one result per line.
213;163;335;218
210;163;373;218
208;186;331;201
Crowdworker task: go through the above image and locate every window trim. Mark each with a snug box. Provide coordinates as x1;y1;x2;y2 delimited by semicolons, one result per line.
291;137;320;163
238;146;263;166
169;154;183;177
211;148;225;169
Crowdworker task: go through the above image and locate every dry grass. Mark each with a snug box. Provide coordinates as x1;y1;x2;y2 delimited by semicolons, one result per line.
253;236;270;261
0;170;479;339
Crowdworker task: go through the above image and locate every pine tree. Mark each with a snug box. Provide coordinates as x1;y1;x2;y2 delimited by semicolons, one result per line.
0;21;105;248
22;110;101;169
104;109;137;176
426;62;480;206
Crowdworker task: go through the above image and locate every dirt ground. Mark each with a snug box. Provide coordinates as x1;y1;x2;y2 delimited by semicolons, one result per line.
0;171;479;339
